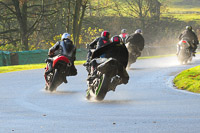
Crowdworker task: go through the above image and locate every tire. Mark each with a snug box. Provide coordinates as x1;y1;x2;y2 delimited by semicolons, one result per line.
87;74;110;101
178;56;184;64
127;63;131;70
49;69;62;92
178;51;186;65
179;59;186;65
128;54;137;68
188;56;192;62
86;89;91;100
178;49;191;65
44;84;48;91
179;57;189;65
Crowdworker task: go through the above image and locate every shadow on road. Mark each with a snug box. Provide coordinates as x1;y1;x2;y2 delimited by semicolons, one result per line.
96;99;133;105
44;90;78;95
128;68;148;71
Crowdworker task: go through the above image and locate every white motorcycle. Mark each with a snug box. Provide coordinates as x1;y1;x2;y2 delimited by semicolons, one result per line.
177;39;193;64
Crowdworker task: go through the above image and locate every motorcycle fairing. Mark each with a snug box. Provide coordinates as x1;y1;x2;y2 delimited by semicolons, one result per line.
53;55;70;68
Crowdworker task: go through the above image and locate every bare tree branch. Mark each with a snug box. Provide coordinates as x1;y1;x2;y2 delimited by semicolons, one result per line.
0;1;16;15
0;29;18;34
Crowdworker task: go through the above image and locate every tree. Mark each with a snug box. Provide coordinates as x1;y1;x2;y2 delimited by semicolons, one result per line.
124;0;161;30
36;0;89;48
0;0;44;50
72;0;88;47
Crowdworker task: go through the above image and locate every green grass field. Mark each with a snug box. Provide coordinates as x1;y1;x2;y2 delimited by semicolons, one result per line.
173;65;200;93
163;7;200;21
169;0;200;8
158;0;200;21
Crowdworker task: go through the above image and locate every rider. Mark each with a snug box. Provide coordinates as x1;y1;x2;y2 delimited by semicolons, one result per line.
45;33;77;77
126;29;145;52
178;26;199;56
91;35;129;91
84;30;111;66
119;29;129;44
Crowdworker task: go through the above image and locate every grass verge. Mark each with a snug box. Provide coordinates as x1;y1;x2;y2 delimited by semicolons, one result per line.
173;65;200;93
0;54;176;74
0;60;86;74
138;54;175;59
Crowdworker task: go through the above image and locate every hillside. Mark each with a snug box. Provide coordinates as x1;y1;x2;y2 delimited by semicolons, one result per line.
117;0;200;7
162;0;200;21
93;0;200;22
171;0;200;8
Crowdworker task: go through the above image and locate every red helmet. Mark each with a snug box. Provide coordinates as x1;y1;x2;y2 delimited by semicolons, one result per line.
111;35;121;43
101;31;110;39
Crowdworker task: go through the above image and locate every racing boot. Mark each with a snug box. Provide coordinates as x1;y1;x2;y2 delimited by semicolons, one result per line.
69;64;77;76
63;77;68;83
109;76;122;91
83;62;89;67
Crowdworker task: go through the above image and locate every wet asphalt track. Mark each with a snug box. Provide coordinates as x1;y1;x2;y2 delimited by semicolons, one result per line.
0;55;200;133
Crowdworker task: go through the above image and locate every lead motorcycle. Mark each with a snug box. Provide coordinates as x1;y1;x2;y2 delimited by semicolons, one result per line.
86;57;122;101
177;39;193;64
44;55;71;92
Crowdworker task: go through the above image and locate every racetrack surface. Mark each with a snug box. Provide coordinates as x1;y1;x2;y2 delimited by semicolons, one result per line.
0;55;200;133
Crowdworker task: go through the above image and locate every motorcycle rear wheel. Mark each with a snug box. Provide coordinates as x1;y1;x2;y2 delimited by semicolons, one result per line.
127;54;137;69
48;69;62;92
87;74;110;101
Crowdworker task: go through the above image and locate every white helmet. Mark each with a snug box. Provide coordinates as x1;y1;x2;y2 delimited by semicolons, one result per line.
121;29;127;34
61;33;70;40
135;29;142;34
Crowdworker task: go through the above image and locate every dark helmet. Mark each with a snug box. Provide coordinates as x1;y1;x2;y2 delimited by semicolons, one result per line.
186;26;192;31
111;35;122;44
101;31;110;39
121;29;127;34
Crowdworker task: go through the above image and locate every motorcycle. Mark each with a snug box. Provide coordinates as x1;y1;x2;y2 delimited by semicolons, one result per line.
125;42;141;69
44;55;71;92
86;57;122;101
177;40;193;64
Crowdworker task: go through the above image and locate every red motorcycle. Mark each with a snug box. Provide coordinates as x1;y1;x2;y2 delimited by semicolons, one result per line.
44;55;71;92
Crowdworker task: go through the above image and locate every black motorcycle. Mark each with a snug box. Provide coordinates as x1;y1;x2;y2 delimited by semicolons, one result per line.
86;58;121;101
177;40;193;64
44;55;71;92
125;42;141;69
